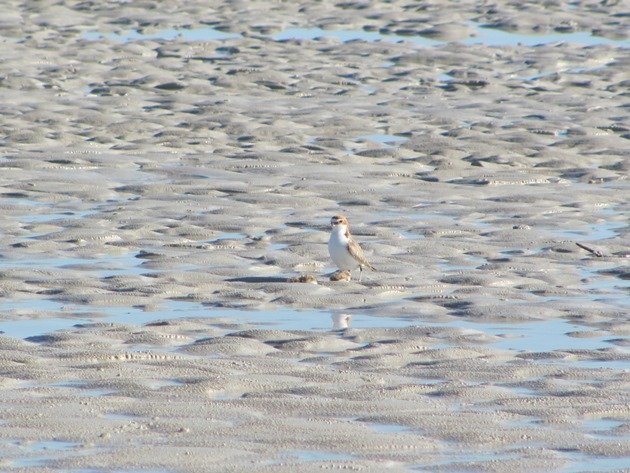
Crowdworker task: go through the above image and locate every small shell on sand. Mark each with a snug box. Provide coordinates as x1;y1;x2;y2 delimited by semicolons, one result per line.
287;274;318;284
330;270;352;281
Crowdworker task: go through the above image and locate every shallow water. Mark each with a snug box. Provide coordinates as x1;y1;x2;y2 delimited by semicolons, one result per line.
2;298;627;368
355;134;409;147
414;451;516;472
560;454;630;473
465;22;630;47
15;210;95;224
69;470;172;473
582;418;625;437
437;318;617;353
8;440;82;468
0;253;146;278
415;450;630;473
579;266;630;308
398;230;425;240
551;221;626;241
82;27;240;42
83;23;630;48
273;23;630;47
366;422;413;434
0;301;413;339
273;27;443;46
289;450;355;462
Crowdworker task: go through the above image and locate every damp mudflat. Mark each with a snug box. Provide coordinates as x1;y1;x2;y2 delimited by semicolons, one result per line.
1;1;629;472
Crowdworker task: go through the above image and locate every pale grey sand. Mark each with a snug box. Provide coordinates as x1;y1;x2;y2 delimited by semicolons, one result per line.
0;1;628;472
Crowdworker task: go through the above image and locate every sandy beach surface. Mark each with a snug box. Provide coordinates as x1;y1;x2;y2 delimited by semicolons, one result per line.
1;1;628;472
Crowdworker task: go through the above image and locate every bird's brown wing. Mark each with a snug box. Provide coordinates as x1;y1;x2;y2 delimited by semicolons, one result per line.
347;238;375;270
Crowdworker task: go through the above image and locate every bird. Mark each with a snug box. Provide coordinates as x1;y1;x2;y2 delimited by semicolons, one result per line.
328;215;375;281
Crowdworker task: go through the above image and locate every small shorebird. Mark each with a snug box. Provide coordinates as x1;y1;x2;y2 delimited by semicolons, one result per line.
328;215;375;281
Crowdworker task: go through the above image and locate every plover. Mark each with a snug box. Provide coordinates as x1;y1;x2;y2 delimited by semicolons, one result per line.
328;215;375;281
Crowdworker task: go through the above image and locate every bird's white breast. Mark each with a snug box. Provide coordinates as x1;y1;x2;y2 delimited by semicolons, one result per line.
328;227;358;270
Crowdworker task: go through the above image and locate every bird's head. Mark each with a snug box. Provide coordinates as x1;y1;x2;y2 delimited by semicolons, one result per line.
330;215;349;228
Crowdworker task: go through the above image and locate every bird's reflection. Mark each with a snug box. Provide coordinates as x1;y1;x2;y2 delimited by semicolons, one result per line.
331;313;352;330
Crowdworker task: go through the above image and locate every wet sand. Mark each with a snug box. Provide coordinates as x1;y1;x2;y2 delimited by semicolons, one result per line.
0;1;629;472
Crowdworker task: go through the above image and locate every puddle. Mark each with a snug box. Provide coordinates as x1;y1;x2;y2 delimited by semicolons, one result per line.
564;359;629;370
0;314;92;340
102;413;139;421
9;439;82;468
504;417;545;429
2;298;627;370
490;319;613;353
551;221;626;241
144;378;184;390
0;252;147;278
560;452;630;473
82;24;629;48
507;385;539;397
439;254;488;270
0;298;72;313
426;318;623;355
365;422;412;434
597;205;624;217
69;470;172;473
14;209;95;225
273;27;443;46
331;313;352;330
0;195;50;206
398;230;424;240
289;450;355;462
437;72;455;82
211;232;247;241
579;266;630;308
0;300;414;340
582;418;624;437
54;382;117;397
272;23;629;47
361;85;378;95
466;23;629;47
414;451;515;471
194;306;414;332
520;65;609;82
521;261;630;310
416;448;630;472
269;243;289;250
24;440;80;451
355;134;409;147
1;252;142;270
82;28;240;43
